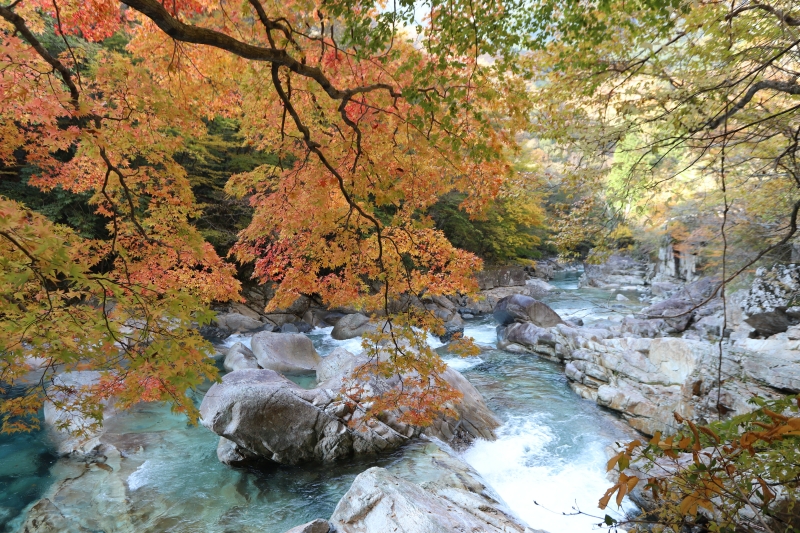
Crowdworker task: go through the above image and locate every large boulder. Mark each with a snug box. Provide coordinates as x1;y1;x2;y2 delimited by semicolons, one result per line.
743;264;800;336
223;342;260;372
329;443;545;533
579;254;648;289
430;367;500;444
318;347;500;447
639;277;721;333
43;371;118;456
619;317;669;338
200;370;407;465
439;313;464;342
638;298;695;332
475;266;527;290
493;294;564;328
214;312;266;334
330;458;532;533
282;520;331;533
331;313;373;340
250;331;321;374
316;347;360;383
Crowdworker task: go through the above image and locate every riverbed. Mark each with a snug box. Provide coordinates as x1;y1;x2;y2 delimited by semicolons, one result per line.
1;272;645;532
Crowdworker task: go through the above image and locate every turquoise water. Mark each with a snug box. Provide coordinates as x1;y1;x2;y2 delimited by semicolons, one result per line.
1;275;641;532
0;428;56;532
456;317;638;531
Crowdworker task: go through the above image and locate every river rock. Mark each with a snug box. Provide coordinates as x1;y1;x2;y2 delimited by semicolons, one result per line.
439;312;464;342
44;371;118;456
737;333;800;392
428;367;500;443
215;312;265;334
650;281;682;298
493;294;564;327
18;444;132;532
282;519;331;533
280;323;299;333
316;347;360;383
500;322;555;351
250;331;321;374
619;317;669;338
223;342;259;372
330;313;372;340
475;266;527;289
329;443;545;533
200;369;407;465
198;324;231;342
579;254;648;289
743;264;800;336
638;297;695;332
317;348;500;446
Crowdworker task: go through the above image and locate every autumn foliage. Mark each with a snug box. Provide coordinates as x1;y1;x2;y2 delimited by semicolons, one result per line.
0;0;533;431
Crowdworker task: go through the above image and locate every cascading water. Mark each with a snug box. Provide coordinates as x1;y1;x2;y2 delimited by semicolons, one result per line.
457;317;638;532
1;270;646;533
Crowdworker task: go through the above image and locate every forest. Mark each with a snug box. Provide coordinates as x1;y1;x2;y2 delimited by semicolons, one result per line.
1;0;799;532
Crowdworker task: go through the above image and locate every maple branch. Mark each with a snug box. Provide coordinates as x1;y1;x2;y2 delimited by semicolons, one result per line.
726;2;800;26
269;63;391;313
121;0;400;103
0;4;80;108
705;80;800;129
246;0;295;48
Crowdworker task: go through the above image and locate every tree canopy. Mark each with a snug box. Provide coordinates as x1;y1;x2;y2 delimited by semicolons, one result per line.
0;0;552;432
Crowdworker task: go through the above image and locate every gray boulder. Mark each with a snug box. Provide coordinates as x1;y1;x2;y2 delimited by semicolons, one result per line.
330;443;545;533
501;322;556;350
439;313;464;342
251;331;322;374
318;348;500;447
743;264;800;336
620;317;669;338
639;298;695;332
44;371;118;456
640;277;720;333
493;294;564;327
429;367;500;443
215;312;265;334
200;370;406;465
282;520;331;533
331;313;373;340
579;254;648;289
223;342;259;372
316;347;360;383
475;266;527;289
198;324;231;342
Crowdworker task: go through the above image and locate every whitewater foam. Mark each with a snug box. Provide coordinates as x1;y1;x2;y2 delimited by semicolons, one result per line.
462;415;633;532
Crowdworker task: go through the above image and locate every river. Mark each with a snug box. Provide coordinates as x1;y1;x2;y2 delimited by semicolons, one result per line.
0;271;645;532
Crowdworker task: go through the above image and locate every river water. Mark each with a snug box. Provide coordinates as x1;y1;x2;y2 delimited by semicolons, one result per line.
0;271;645;533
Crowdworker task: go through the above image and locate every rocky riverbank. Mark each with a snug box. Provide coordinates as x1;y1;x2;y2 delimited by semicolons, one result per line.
14;257;798;533
497;261;800;436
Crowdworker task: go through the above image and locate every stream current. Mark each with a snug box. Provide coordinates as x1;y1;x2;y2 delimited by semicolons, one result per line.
1;271;645;532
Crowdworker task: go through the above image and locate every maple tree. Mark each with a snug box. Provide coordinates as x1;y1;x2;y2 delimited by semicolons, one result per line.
0;0;549;432
601;402;800;532
529;0;800;270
